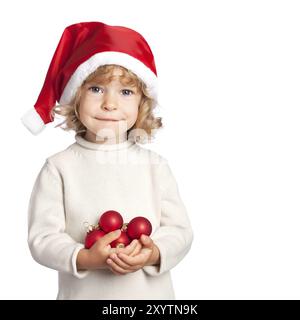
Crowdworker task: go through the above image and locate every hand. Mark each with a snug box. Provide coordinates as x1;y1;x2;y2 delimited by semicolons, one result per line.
106;238;143;275
78;229;121;270
76;230;142;271
106;235;160;276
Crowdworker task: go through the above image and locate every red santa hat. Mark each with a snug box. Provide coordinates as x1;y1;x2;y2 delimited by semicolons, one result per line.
21;21;158;135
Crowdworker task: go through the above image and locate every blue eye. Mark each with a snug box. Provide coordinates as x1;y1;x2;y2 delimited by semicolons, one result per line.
122;89;134;96
89;86;103;93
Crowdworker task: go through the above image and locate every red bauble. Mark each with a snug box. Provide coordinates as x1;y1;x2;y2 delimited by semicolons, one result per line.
99;210;124;233
110;231;131;248
127;216;152;240
85;229;106;249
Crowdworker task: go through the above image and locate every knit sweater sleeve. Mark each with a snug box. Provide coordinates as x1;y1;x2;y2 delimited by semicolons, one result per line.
27;160;89;279
143;159;194;276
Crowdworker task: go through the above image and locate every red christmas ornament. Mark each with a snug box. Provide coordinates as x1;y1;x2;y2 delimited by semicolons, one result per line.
99;210;123;233
127;216;152;240
85;228;106;249
110;231;131;248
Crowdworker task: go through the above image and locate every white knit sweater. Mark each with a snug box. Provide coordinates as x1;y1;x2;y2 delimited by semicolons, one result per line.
27;134;194;300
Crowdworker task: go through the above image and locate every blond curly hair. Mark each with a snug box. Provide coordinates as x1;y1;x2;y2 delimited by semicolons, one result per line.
50;64;163;143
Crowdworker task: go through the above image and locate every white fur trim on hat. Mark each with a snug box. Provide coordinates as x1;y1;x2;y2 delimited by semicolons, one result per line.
59;51;158;105
21;108;45;135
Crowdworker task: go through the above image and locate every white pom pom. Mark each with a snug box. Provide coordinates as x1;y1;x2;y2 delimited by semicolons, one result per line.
21;108;45;135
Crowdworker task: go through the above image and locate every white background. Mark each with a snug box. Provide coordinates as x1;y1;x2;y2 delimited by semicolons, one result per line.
0;0;300;299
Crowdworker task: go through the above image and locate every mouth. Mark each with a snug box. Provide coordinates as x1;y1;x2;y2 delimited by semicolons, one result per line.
95;117;122;122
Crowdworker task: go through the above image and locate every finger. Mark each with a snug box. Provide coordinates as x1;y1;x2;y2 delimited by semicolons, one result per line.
106;258;131;275
140;235;154;248
117;251;148;266
109;240;136;255
116;239;137;255
129;244;142;257
129;241;143;257
102;230;121;246
109;253;133;270
105;259;123;275
110;269;122;276
107;264;123;276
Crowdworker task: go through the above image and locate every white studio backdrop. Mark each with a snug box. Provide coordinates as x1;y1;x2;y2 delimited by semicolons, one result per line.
0;0;300;299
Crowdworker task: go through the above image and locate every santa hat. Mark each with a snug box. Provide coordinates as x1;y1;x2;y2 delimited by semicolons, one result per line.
21;21;158;135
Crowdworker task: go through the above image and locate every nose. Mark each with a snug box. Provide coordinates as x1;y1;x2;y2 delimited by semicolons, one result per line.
101;91;118;111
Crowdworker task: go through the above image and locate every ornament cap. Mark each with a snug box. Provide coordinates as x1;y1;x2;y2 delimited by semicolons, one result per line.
121;223;128;231
83;221;99;233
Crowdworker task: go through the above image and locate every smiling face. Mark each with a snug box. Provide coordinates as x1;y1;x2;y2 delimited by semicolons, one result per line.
78;67;142;144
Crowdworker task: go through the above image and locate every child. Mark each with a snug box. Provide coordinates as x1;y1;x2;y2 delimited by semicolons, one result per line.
21;21;193;300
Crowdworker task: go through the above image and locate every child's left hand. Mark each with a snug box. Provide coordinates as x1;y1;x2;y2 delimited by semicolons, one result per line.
106;235;159;275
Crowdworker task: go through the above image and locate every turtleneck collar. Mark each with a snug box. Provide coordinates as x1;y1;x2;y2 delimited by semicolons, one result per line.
75;134;135;151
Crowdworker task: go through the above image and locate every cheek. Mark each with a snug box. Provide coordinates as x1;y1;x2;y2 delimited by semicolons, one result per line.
125;107;139;126
78;106;89;126
127;98;140;119
79;95;99;114
78;103;96;129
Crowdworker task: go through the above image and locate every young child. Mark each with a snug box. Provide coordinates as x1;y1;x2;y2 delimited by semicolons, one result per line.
21;21;193;300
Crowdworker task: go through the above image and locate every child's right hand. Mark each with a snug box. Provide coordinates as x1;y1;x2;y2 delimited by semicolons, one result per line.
77;229;141;271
